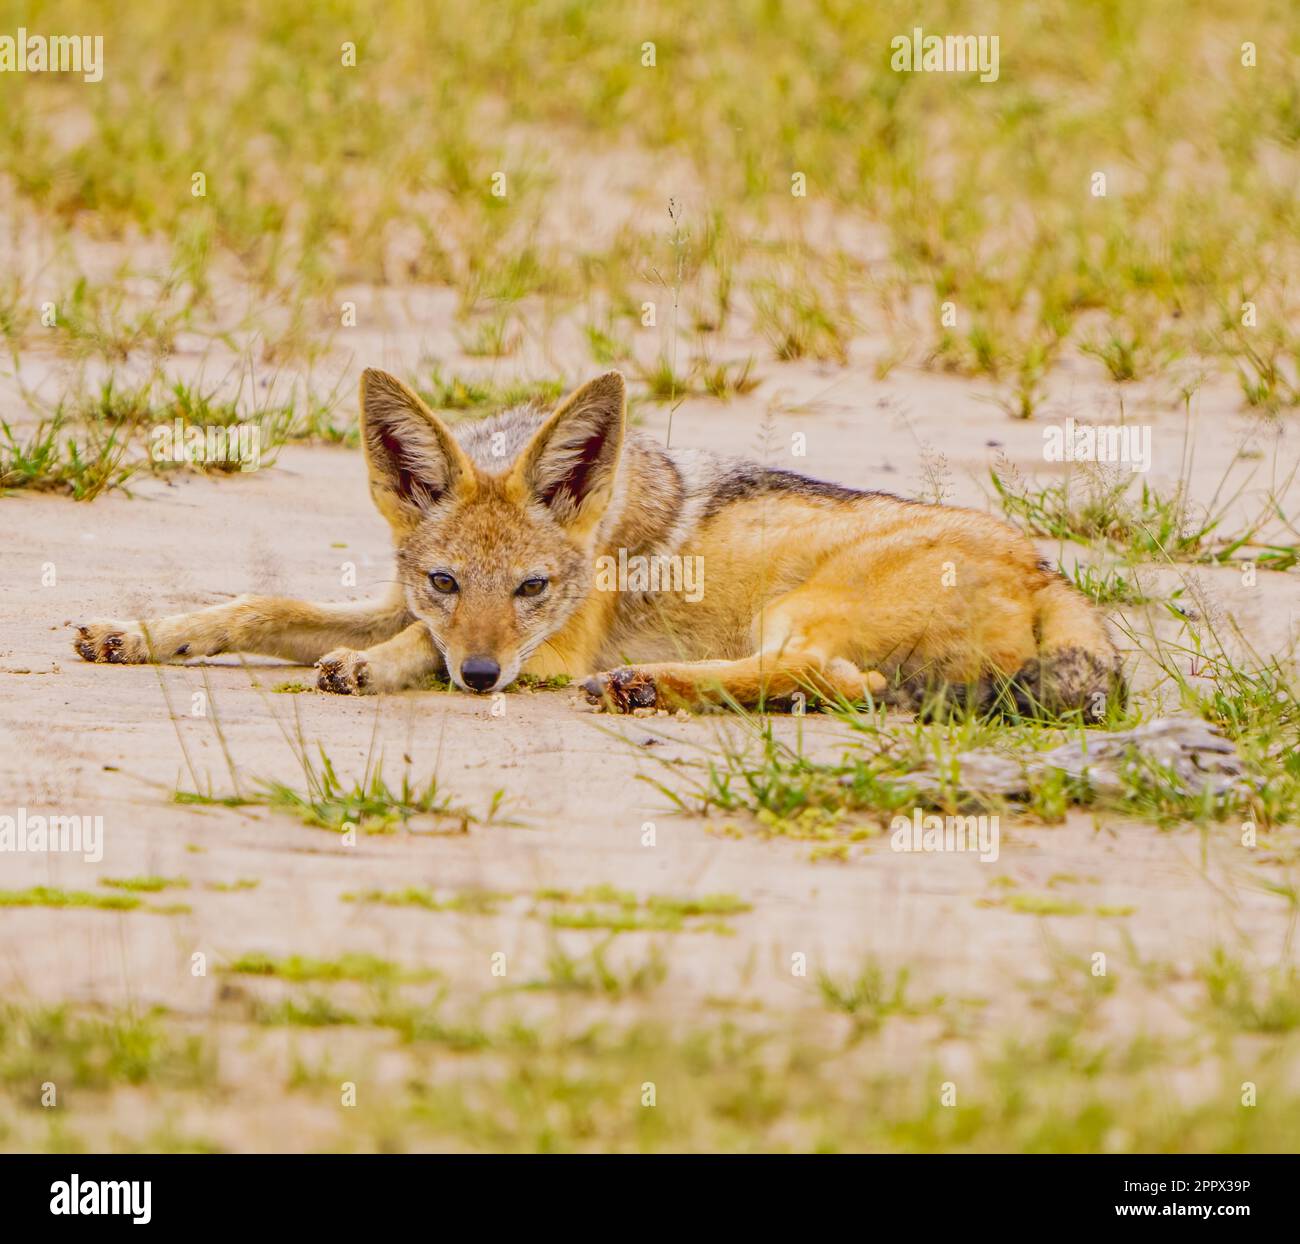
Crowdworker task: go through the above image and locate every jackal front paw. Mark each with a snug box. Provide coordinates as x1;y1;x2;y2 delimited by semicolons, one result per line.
73;623;149;664
316;648;371;695
581;667;659;712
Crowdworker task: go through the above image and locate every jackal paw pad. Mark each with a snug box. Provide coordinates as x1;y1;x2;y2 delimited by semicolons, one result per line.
73;624;148;664
581;667;658;712
316;649;371;695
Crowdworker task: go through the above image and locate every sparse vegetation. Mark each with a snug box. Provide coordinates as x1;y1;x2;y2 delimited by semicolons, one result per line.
0;0;1292;498
101;876;190;893
0;886;191;915
221;952;435;985
341;887;510;915
5;945;1300;1152
178;743;495;836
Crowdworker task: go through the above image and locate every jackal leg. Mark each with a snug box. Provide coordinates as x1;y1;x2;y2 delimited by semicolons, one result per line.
582;649;885;712
581;583;888;712
74;591;413;666
316;621;443;695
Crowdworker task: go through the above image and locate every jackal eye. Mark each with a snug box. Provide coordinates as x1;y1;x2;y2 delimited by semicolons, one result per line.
429;572;458;594
516;577;548;598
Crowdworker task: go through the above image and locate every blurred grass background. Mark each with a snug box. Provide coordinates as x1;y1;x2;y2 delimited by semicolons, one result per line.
0;0;1296;400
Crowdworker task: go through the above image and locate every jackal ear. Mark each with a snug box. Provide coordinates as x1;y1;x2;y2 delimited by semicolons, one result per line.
509;371;626;529
359;369;475;530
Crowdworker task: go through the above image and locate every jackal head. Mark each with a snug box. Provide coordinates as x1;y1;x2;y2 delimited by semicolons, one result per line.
359;367;626;692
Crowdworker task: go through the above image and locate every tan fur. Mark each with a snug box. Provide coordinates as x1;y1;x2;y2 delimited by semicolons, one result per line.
74;368;1122;719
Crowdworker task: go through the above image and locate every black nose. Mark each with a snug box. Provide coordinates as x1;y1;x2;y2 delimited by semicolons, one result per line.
460;657;500;692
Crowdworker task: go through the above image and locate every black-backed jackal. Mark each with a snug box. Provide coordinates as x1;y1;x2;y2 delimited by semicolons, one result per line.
75;369;1123;718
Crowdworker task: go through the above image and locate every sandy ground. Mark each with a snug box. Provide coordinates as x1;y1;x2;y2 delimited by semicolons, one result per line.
2;314;1299;1149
